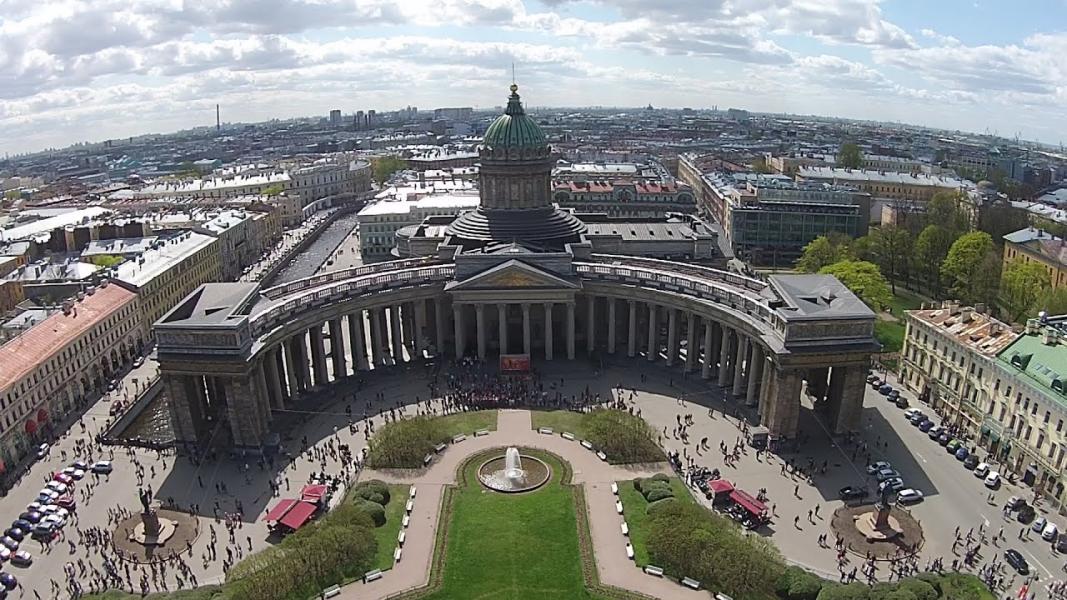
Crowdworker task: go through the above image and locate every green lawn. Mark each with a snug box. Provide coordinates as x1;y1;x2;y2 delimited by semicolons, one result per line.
886;289;924;317
371;484;410;572
437;410;498;436
423;450;603;600
876;290;925;353
616;477;694;566
530;410;586;436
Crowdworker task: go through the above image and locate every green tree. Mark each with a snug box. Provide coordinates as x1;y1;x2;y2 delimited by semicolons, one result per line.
1031;287;1067;318
2;189;19;201
1000;258;1051;322
868;225;913;294
88;254;125;268
976;202;1030;242
925;191;971;235
942;232;1001;307
752;156;773;174
837;143;863;169
261;184;284;196
818;260;893;311
796;234;853;273
913;225;954;298
372;156;408;184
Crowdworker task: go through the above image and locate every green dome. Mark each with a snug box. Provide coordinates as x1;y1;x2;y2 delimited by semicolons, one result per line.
482;84;547;153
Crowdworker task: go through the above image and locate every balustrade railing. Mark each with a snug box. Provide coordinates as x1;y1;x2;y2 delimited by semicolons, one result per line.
260;256;439;299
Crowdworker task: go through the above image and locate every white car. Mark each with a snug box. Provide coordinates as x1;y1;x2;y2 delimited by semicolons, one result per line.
41;514;65;530
36;489;59;503
91;461;113;474
24;502;43;513
1043;522;1059;541
984;471;1001;488
44;481;67;495
61;467;86;480
974;462;990;478
40;506;69;520
896;488;924;504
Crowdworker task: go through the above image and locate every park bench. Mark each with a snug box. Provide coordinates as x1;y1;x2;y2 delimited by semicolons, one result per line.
434;443;448;453
620;522;629;536
475;429;490;437
561;432;576;441
452;434;466;443
580;440;594;450
422;454;433;466
402;514;410;528
394;546;402;563
322;585;341;598
596;451;607;461
410;486;417;499
682;577;701;590
644;565;664;577
406;500;414;513
626;543;635;560
538;427;553;435
398;530;405;545
611;482;618;495
364;569;383;582
615;501;623;514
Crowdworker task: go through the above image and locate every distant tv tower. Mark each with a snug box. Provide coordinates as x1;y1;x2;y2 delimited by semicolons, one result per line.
216;104;220;132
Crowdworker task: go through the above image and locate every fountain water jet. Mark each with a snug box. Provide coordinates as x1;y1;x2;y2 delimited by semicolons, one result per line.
504;447;525;483
478;447;550;493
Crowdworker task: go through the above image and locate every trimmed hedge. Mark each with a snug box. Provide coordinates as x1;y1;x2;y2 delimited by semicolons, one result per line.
355;499;387;527
583;409;663;464
353;479;391;505
645;488;673;503
646;497;675;515
367;416;452;468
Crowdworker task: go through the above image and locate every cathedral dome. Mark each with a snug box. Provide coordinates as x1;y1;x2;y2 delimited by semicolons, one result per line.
481;84;549;158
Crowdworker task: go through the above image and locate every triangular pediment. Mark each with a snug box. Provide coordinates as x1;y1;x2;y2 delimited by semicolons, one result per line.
445;259;580;291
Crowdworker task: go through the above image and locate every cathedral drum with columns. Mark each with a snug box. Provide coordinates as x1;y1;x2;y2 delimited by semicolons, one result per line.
154;85;879;452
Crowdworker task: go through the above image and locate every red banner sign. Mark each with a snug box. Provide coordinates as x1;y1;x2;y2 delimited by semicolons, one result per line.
500;354;531;372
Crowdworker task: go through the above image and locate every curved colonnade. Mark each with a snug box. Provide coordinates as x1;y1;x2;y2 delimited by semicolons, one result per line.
156;253;877;452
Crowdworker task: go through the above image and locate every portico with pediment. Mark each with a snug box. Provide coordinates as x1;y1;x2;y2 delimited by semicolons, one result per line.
445;256;582;361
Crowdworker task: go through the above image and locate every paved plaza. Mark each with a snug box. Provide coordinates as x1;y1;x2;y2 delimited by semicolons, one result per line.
5;357;1064;598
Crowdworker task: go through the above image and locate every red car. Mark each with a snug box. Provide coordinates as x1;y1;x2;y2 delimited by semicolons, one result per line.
55;495;75;511
52;473;73;486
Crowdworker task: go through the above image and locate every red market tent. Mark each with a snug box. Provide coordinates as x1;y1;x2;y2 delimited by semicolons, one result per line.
300;484;328;503
278;501;317;531
263;499;297;522
729;489;767;516
707;480;735;495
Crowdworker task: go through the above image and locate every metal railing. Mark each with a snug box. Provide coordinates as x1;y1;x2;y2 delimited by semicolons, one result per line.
589;254;767;295
260;256;439;299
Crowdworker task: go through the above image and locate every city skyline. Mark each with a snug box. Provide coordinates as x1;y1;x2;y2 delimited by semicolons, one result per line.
1;0;1066;155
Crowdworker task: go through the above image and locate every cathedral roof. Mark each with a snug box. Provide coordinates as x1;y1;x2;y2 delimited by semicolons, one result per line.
481;84;547;152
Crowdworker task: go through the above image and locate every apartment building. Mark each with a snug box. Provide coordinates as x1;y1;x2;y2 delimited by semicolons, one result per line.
1003;227;1067;290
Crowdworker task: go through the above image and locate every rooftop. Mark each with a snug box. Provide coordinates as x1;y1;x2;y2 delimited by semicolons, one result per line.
0;207;112;242
798;166;969;188
906;306;1018;356
357;193;481;217
157;282;260;327
112;231;217;288
1004;227;1067;267
768;274;875;321
997;320;1067;402
0;284;137;392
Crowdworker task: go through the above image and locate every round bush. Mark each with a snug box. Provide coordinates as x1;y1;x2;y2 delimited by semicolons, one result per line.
894;579;935;600
633;478;646;493
354;499;386;527
646;497;675;515
354;480;391;505
641;481;671;501
788;573;824;600
910;573;941;594
645;488;674;503
359;490;385;505
650;472;670;483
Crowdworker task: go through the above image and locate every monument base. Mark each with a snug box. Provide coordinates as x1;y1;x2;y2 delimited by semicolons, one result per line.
130;518;178;546
853;511;903;542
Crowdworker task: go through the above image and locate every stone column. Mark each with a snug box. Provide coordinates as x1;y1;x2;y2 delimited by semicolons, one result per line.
522;303;531;355
832;366;867;434
414;299;427;357
390;305;404;363
758;357;775;418
328;318;345;380
453;304;465;358
717;326;731;384
498;303;508;355
807;367;831;402
296;332;312;389
284;338;301;397
310;325;328;386
607;298;617;354
627;300;637;358
264;347;285;409
370;308;385;366
544;302;554;360
732;335;748;397
164;375;199;446
348;311;369;371
765;369;802;440
476;304;487;360
586;296;596;354
254;361;274;424
435;299;447;357
566;302;576;361
685;312;698;373
401;302;415;352
646;303;658;362
701;318;714;380
665;308;678;367
745;344;763;407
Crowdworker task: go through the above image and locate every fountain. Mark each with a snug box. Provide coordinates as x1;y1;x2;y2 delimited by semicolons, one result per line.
478;447;550;493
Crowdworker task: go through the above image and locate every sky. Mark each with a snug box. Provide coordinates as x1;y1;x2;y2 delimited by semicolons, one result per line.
1;0;1066;156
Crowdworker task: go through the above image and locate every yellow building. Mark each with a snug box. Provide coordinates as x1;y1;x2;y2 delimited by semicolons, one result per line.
1003;227;1067;289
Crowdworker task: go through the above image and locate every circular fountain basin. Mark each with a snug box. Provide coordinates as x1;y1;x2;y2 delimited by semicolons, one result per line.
478;454;551;493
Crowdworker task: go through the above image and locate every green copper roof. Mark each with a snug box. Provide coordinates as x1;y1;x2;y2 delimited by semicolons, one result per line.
482;84;547;151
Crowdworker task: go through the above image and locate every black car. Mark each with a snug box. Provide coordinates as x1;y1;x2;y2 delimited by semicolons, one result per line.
1005;549;1029;574
963;455;980;470
1;530;21;542
839;486;869;501
15;513;39;525
1056;536;1067;554
8;521;30;535
938;433;951;446
919;420;935;432
895;396;910;408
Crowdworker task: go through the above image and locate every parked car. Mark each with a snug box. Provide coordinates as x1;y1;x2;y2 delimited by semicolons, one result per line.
903;407;922;419
60;467;85;480
955;447;970;460
30;523;54;541
0;573;15;590
0;539;17;552
1005;549;1029;574
16;513;39;525
55;495;75;510
35;490;58;504
870;379;884;389
876;469;901;482
894;396;910;408
9;551;30;567
879;384;893;395
71;460;89;471
1007;496;1024;510
913;417;929;428
52;473;73;485
927;426;943;439
880;478;905;493
8;522;30;535
919;420;935;432
946;440;962;453
938;433;951;446
963;455;980;470
106;380;118;391
44;481;67;495
1017;504;1037;524
897;489;924;505
91;461;113;474
839;486;869;501
41;515;65;530
985;471;1002;489
1056;536;1067;553
1033;516;1048;533
888;389;901;401
974;462;990;478
0;548;9;563
133;357;145;368
0;531;19;544
1043;523;1059;541
866;461;892;475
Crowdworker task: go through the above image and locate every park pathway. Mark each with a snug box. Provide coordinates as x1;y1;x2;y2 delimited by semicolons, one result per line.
338;409;711;599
